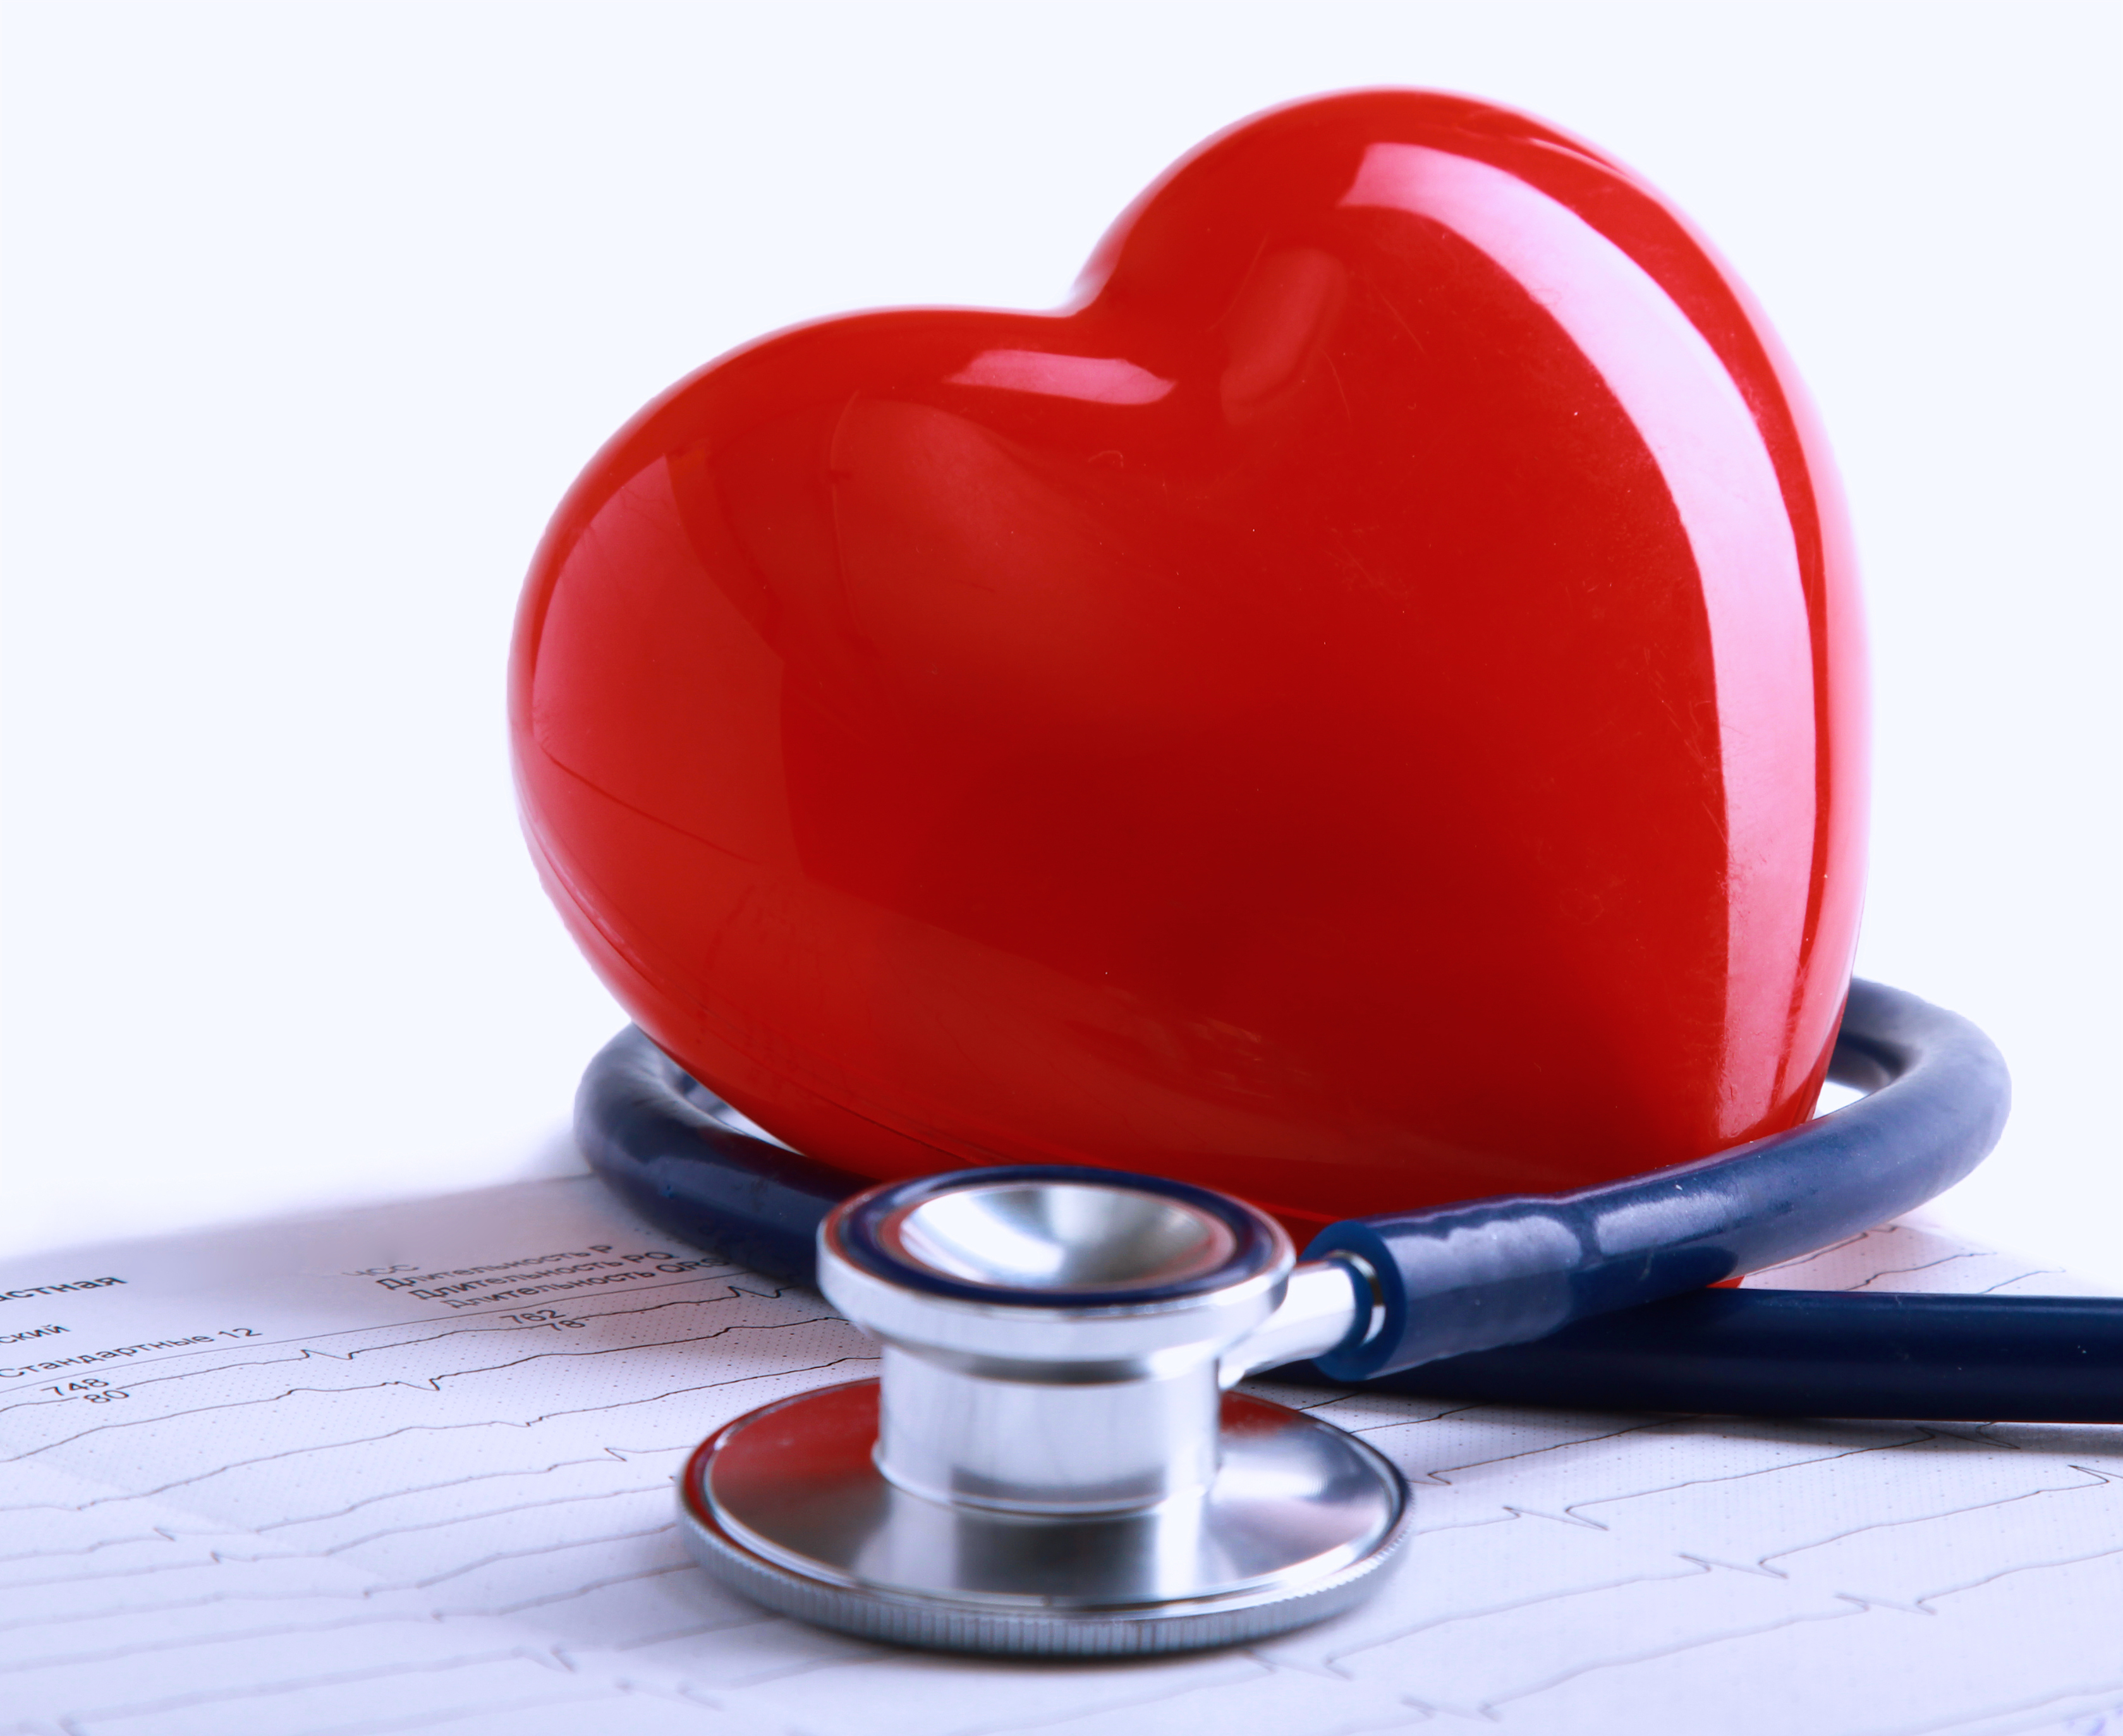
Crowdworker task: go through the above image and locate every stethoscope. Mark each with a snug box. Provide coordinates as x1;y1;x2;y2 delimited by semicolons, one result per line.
573;980;2122;1655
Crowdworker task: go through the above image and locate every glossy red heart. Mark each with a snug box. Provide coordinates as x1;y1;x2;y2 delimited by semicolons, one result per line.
510;90;1864;1239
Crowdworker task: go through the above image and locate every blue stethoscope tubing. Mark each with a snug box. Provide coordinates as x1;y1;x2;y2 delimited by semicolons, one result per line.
575;980;2122;1423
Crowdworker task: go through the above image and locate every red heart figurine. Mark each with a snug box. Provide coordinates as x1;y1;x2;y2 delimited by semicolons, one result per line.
510;90;1865;1239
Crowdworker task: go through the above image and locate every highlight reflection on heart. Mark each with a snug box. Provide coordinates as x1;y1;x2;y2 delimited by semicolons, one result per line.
511;90;1865;1237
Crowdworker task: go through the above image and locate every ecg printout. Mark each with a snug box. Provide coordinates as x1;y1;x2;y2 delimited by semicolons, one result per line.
2;1173;2118;1736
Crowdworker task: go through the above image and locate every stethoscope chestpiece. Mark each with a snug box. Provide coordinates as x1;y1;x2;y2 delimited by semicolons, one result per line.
676;1167;1411;1656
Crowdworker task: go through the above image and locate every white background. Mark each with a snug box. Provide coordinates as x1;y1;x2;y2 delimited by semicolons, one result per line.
3;2;2117;1284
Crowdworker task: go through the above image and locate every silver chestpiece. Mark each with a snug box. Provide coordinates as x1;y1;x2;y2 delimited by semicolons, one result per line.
678;1168;1411;1655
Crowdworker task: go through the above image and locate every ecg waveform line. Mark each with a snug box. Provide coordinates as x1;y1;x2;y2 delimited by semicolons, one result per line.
0;1279;804;1421
3;1311;851;1464
0;1268;778;1400
0;1355;875;1514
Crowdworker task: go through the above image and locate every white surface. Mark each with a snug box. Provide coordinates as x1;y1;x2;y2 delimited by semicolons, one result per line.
1;1174;2116;1736
2;4;2117;1278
